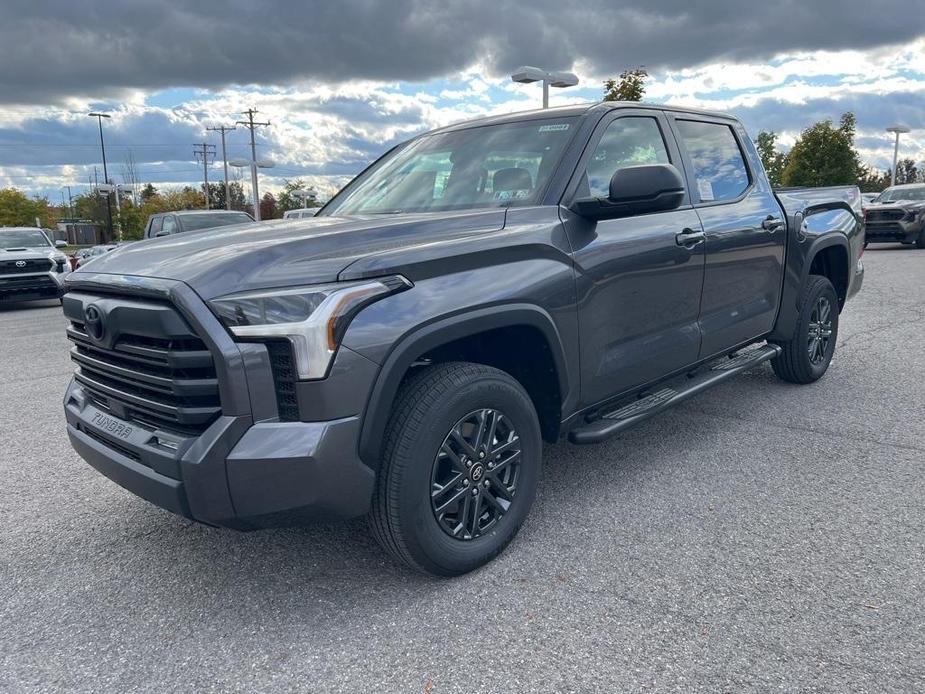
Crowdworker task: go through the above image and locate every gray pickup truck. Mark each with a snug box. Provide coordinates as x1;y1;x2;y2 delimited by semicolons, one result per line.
62;102;864;575
0;227;70;303
862;183;925;248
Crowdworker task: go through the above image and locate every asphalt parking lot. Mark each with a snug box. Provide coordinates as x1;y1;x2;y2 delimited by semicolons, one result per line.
1;248;923;693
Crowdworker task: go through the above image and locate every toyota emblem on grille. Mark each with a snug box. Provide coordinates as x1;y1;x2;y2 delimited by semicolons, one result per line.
15;260;27;268
84;305;105;341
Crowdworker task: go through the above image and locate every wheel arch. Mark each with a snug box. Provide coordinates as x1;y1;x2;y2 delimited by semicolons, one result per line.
358;304;570;467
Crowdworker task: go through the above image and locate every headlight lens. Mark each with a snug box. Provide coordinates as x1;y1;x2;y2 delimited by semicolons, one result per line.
209;276;411;380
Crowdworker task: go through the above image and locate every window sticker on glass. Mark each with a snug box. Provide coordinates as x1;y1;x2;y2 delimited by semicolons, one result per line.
538;124;570;132
697;179;715;201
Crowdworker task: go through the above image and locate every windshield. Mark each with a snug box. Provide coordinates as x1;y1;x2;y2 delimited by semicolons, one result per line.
878;186;925;202
178;213;253;231
0;228;52;250
322;117;578;216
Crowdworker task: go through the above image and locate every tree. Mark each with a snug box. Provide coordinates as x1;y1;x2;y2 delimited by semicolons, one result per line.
203;181;246;211
781;112;860;188
277;179;319;212
755;131;788;188
856;165;890;193
139;183;158;202
892;158;921;185
0;188;54;227
603;67;648;102
259;192;278;220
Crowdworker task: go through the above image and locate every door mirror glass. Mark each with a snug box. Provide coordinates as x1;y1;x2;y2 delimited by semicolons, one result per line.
55;239;68;248
573;163;685;220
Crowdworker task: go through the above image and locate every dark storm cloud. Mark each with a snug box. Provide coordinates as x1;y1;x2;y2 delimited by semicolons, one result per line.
2;0;923;104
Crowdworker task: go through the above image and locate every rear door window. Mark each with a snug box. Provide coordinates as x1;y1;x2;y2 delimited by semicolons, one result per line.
675;120;750;203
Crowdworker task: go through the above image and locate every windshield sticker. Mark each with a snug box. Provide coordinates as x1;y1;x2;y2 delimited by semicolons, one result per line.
493;189;532;201
698;179;715;201
538;124;570;132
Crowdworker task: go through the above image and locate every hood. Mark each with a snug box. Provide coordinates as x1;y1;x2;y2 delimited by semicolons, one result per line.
0;246;65;262
867;199;925;210
72;210;506;300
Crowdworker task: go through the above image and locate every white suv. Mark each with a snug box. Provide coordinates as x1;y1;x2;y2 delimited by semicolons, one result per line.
0;227;70;304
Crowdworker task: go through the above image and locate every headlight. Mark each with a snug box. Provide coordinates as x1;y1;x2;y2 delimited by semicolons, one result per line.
209;276;412;380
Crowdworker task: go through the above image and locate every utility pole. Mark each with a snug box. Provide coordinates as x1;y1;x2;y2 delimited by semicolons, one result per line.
207;125;237;210
193;143;216;209
88;113;115;241
236;108;270;221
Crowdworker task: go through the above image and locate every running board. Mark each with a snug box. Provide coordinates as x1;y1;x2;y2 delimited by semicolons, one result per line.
568;344;782;444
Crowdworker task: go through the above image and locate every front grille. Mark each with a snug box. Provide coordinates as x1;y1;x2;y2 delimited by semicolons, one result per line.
866;209;906;222
0;275;58;296
67;301;222;436
0;258;54;274
265;340;299;421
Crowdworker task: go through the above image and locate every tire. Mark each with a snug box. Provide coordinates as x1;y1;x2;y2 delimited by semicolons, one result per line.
771;274;839;384
369;361;542;576
915;229;925;249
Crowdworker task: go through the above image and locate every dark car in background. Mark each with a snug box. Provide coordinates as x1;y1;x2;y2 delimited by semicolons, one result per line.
144;210;254;239
863;183;925;248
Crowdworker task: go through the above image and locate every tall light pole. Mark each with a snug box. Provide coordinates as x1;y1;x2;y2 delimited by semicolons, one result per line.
236;108;271;221
88;112;114;240
886;125;911;186
207;124;237;210
511;66;579;108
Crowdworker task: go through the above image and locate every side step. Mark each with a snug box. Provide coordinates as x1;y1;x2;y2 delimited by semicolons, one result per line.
568;344;781;444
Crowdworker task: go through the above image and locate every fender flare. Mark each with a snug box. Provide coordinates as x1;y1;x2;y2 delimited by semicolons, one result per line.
357;303;570;467
770;231;850;341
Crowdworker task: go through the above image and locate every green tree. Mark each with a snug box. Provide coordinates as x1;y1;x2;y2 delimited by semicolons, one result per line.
754;131;788;188
0;188;54;227
277;179;319;212
856;165;890;193
139;183;158;202
892;158;921;185
781;112;861;187
203;181;247;211
603;67;648;102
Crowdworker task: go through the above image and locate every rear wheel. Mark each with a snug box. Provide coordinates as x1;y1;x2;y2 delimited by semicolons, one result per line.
369;362;542;576
772;275;839;384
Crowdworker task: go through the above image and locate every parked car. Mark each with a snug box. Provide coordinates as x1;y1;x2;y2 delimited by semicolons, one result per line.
0;226;69;303
75;244;118;269
860;192;880;206
62;102;864;575
283;208;319;219
862;183;925;248
144;210;254;239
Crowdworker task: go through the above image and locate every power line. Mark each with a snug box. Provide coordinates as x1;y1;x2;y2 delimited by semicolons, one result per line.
207;124;237;210
193;143;216;209
236;107;270;221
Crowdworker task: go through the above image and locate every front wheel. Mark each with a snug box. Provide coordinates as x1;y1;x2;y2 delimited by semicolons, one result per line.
369;362;542;576
915;229;925;249
771;275;839;384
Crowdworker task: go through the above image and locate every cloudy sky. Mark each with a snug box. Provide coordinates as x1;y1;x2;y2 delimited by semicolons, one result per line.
1;1;924;205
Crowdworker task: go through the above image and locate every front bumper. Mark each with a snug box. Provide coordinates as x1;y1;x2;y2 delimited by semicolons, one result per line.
864;217;924;243
62;274;378;528
0;271;65;301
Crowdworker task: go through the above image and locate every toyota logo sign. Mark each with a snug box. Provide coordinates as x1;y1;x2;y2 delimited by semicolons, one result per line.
15;260;26;268
84;305;105;341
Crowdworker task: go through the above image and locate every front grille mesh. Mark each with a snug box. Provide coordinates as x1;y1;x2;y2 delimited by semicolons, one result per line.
867;209;906;222
67;310;221;435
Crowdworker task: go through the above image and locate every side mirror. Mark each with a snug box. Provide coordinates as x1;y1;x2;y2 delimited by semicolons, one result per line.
55;240;68;248
154;230;169;238
572;163;686;221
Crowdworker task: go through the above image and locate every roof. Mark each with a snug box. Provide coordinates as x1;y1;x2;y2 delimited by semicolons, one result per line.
430;100;739;135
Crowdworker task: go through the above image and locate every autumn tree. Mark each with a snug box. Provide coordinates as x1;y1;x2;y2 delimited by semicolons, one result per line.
603;67;648;102
259;192;279;219
781;113;861;187
0;188;54;227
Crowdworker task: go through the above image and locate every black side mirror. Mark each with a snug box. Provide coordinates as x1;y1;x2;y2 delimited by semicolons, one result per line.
572;163;686;221
154;230;169;238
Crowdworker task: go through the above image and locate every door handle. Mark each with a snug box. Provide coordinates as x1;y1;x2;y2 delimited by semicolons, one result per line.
761;216;785;232
676;228;706;247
